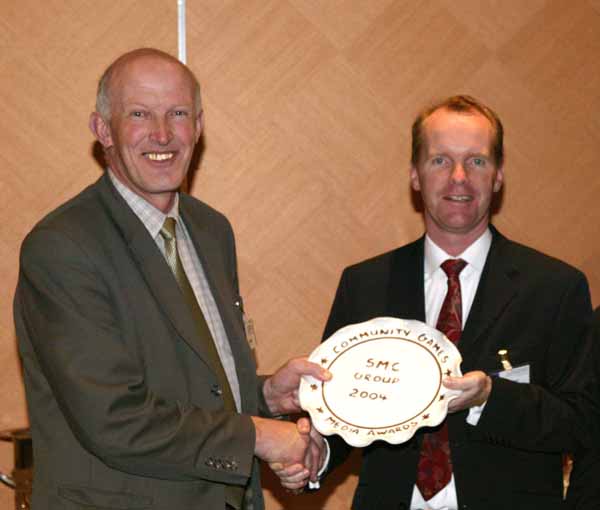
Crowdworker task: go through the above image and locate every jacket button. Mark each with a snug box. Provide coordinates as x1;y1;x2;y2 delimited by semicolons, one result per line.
211;384;223;396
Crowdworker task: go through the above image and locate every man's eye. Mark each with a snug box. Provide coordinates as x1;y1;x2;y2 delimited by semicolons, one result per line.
472;158;486;166
173;110;188;117
432;157;445;165
130;111;145;118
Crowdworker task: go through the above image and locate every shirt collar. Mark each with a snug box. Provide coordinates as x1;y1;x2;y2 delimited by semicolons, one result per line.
424;228;492;277
107;169;180;239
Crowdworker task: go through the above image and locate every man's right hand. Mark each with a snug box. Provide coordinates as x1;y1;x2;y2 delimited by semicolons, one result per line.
251;416;311;474
268;419;327;490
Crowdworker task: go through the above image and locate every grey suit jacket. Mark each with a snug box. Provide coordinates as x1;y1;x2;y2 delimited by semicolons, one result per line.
14;174;268;509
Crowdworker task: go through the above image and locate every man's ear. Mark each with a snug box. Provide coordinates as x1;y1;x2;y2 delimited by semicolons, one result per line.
493;166;504;192
194;110;204;144
410;165;421;191
89;112;114;148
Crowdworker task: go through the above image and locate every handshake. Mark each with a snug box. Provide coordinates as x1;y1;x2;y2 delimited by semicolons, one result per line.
251;358;332;490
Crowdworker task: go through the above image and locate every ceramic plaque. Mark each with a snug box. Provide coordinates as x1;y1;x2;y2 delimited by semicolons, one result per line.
299;317;463;447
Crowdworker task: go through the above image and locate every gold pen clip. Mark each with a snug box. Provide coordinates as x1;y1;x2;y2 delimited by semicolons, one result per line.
497;349;512;371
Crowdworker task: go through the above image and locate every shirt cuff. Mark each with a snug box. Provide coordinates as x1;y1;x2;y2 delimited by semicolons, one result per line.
466;400;487;426
307;437;331;490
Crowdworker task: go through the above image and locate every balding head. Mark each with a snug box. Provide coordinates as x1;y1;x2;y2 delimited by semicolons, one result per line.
88;47;204;213
95;48;202;120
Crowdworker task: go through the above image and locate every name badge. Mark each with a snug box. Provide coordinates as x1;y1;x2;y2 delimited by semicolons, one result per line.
497;364;530;384
244;316;257;351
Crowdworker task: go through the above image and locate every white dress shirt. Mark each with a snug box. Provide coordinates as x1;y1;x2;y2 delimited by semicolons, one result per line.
410;229;492;510
108;170;242;411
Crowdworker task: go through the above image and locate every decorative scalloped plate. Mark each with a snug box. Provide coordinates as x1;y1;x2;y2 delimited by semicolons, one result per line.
299;317;463;447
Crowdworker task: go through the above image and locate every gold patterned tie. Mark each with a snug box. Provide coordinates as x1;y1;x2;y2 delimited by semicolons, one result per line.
160;218;245;508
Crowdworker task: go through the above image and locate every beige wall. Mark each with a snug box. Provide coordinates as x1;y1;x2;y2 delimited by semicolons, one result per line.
1;1;599;508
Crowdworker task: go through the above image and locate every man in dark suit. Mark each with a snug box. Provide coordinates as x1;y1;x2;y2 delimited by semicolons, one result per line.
14;48;327;509
314;96;593;509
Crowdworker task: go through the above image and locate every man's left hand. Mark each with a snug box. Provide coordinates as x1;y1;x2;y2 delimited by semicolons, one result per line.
444;370;492;412
263;357;332;416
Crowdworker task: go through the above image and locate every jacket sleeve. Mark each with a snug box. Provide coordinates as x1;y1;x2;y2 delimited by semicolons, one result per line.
564;308;600;508
15;225;256;485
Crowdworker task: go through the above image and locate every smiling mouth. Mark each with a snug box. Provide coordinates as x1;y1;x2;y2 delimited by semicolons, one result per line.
144;152;175;161
444;195;472;202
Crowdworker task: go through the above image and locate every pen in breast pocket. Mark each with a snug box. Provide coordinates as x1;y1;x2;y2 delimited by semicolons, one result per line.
497;349;513;371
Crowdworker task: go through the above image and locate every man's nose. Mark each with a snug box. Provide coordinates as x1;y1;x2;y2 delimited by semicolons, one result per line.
150;117;172;145
450;163;467;183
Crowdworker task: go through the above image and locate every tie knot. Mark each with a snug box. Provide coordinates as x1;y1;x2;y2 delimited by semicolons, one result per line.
160;217;177;241
441;258;467;278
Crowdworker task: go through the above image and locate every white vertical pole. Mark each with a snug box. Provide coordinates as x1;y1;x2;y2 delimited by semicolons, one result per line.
177;0;187;64
177;0;189;191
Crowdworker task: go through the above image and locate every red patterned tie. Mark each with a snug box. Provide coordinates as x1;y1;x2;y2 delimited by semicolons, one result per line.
416;258;467;501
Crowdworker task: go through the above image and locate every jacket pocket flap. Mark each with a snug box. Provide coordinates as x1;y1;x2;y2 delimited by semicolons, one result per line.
59;485;152;509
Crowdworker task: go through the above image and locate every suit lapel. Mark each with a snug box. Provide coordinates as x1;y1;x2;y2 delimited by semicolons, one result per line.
180;197;257;411
460;228;519;357
96;175;218;372
386;238;427;322
180;199;250;357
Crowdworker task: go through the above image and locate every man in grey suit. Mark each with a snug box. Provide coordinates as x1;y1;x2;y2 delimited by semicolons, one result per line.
14;48;327;509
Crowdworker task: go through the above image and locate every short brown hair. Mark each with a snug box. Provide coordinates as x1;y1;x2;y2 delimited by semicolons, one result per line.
411;95;504;168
